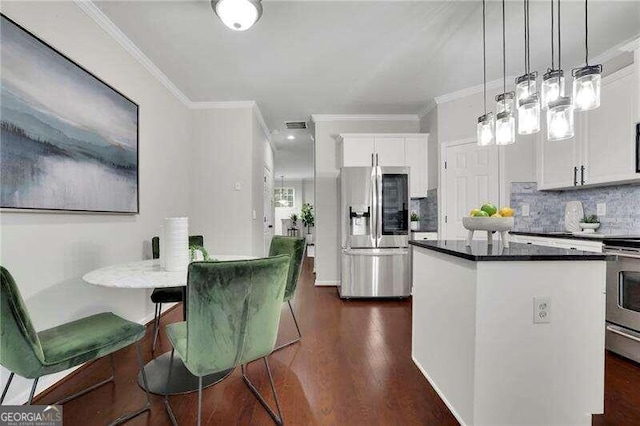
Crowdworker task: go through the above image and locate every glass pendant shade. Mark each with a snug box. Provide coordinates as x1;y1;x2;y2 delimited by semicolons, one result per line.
496;111;516;145
572;64;602;111
212;0;263;31
515;73;538;105
547;97;575;141
477;113;495;146
518;93;541;135
496;92;515;114
541;70;565;110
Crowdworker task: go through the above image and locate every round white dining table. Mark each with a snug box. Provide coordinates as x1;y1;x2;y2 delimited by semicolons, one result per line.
83;255;256;396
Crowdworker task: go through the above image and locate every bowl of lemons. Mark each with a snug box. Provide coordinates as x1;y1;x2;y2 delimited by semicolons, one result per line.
462;203;515;247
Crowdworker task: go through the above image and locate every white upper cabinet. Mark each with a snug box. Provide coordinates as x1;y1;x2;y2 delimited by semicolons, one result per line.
582;67;636;185
537;65;639;190
374;137;406;166
405;136;429;197
341;137;375;167
340;134;430;197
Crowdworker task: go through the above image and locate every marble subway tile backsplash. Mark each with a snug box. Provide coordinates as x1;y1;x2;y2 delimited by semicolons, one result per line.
410;189;438;232
511;182;640;235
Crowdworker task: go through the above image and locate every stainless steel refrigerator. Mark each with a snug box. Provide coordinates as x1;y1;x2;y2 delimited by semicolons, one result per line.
339;166;411;298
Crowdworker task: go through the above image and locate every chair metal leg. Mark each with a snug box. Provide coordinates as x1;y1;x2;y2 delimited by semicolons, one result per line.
27;378;39;405
273;300;302;352
242;357;283;425
152;303;162;353
54;353;116;406
197;376;203;426
108;342;151;425
1;372;14;404
164;349;178;426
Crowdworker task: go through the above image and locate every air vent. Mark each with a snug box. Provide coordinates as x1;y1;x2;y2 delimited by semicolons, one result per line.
285;121;307;130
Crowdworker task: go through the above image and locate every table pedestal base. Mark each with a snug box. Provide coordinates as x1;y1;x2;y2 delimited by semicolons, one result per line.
137;351;234;395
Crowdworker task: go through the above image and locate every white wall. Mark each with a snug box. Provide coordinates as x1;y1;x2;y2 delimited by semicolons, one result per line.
419;108;439;190
313;118;420;286
0;1;190;404
190;106;272;257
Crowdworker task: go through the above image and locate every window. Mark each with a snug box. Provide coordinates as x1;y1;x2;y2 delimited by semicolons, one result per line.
274;188;294;208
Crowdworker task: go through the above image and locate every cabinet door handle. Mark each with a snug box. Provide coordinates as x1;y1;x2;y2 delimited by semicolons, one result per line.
371;153;374;167
375;154;379;166
573;167;578;186
581;165;585;185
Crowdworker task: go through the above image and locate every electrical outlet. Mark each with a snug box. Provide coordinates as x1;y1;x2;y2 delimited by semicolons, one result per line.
597;203;606;216
534;297;551;324
521;203;530;217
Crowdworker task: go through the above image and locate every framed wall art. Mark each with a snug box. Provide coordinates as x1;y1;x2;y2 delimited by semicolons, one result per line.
1;14;139;213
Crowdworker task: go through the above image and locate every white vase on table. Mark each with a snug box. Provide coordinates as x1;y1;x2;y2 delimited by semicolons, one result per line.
163;217;189;271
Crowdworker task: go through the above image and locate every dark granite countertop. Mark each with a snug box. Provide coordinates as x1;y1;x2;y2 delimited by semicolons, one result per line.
409;240;610;261
510;231;640;242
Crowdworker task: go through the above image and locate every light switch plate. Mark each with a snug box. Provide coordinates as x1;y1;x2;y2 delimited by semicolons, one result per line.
597;203;606;216
234;182;242;191
521;203;530;217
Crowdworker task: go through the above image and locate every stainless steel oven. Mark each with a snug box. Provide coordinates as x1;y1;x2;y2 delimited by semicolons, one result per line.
605;244;640;363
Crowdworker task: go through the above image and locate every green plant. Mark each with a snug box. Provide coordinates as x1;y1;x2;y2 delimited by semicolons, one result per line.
410;212;420;222
189;244;210;261
290;213;298;225
301;203;315;229
581;214;600;224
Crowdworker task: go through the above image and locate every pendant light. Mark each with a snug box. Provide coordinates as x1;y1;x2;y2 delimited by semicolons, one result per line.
211;0;263;31
517;0;540;135
477;0;495;147
572;0;603;111
546;0;575;141
541;0;565;110
495;0;516;146
278;176;288;205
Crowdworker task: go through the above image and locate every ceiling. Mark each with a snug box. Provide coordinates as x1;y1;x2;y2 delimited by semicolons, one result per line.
94;0;639;179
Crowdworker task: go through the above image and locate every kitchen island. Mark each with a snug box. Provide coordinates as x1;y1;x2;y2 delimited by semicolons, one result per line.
410;240;608;426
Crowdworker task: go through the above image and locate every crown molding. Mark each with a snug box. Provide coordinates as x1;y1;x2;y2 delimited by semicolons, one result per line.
417;100;437;119
311;114;419;123
188;100;257;109
74;0;191;106
434;76;516;105
618;35;640;52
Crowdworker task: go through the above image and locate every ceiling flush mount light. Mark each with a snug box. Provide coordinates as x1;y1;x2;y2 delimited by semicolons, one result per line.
547;97;574;141
495;0;516;146
516;0;540;135
287;135;295;140
211;0;263;31
572;0;602;111
477;0;494;146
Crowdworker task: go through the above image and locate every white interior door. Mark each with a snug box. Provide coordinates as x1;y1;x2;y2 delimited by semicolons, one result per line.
443;142;500;240
264;166;274;255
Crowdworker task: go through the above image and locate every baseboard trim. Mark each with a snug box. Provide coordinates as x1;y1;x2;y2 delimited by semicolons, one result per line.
5;303;180;406
314;280;339;287
411;355;468;426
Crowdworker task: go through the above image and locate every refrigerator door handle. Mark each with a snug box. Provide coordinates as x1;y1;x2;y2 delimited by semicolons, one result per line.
376;166;383;247
370;167;377;247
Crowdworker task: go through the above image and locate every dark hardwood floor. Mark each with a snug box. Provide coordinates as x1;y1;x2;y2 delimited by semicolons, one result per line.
33;258;640;425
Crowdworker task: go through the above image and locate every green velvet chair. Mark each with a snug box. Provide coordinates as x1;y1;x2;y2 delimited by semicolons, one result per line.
0;266;151;424
269;236;306;352
163;255;290;426
150;235;204;352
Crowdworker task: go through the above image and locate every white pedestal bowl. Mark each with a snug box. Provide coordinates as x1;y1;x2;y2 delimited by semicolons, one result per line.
462;216;515;247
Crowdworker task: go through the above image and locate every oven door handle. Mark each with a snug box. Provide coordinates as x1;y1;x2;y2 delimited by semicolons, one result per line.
606;324;640;343
605;250;640;260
